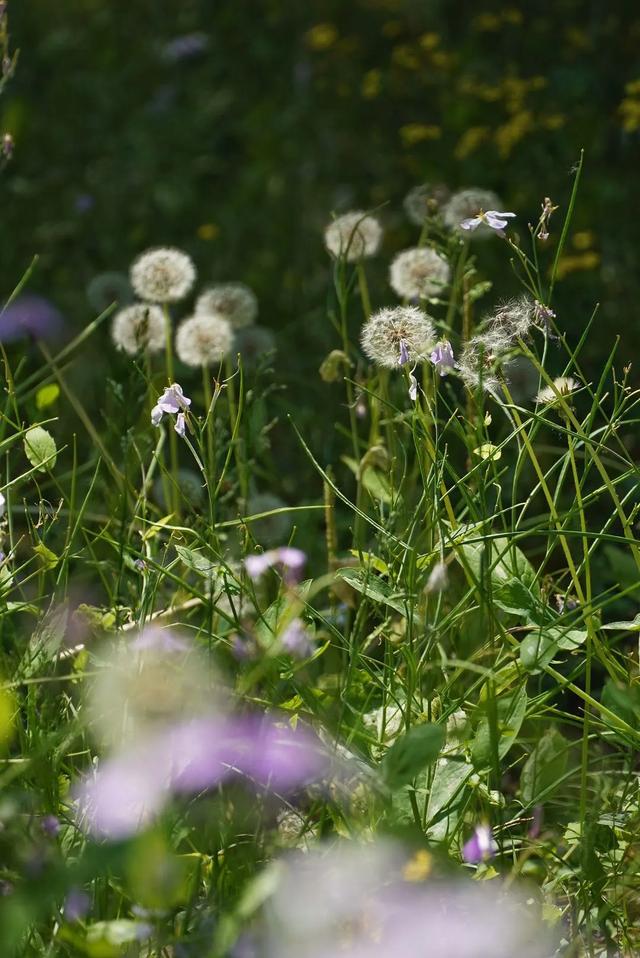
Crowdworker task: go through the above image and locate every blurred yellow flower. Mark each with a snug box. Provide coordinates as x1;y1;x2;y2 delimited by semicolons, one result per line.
473;13;501;31
555;252;600;279
400;123;441;146
619;91;640;132
362;69;382;99
197;223;219;241
503;8;523;24
392;44;420;70
625;78;640;96
403;849;433;882
572;231;595;250
305;23;338;50
543;113;566;130
454;126;490;160
382;20;403;37
419;32;440;50
495;111;534;157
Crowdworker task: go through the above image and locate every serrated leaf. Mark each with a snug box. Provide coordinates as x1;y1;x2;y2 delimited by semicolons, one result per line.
35;383;60;410
24;425;57;473
382;723;444;789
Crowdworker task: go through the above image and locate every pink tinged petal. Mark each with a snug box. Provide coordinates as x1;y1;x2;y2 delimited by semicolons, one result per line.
174;412;186;437
484;210;516;230
460;216;481;231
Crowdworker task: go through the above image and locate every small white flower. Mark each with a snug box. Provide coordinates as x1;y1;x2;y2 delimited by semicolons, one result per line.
460;210;516;233
443;188;504;239
111;303;165;355
130;247;196;303
324;210;382;262
536;376;578;406
426;561;449;594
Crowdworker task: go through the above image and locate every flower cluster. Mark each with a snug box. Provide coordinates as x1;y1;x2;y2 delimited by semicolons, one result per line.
151;383;191;436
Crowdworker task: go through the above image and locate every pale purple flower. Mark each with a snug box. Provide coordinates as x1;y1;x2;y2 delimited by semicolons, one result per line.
0;295;64;343
161;32;209;63
131;625;189;654
398;338;410;366
64;888;90;922
41;814;60;837
280;618;315;659
151;382;191;428
462;824;498;863
174;411;186;438
533;300;556;330
430;340;455;376
245;547;306;584
460;210;516;233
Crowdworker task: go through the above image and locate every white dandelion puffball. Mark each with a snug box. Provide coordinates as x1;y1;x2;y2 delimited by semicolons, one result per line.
111;303;166;355
361;306;436;368
390;247;451;299
175;313;234;367
196;282;258;329
443;188;503;238
324;210;382;262
130;247;196;303
536;375;578;406
403;182;450;225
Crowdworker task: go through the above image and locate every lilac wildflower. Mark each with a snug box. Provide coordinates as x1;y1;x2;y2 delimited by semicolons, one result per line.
64;888;90;922
533;300;556;330
245;547;306;583
0;491;5;518
41;814;60;837
460;210;516;233
174;411;187;437
398;338;411;366
280;618;315;659
151;382;191;429
430;340;455;376
0;295;64;343
462;824;498;863
161;32;210;63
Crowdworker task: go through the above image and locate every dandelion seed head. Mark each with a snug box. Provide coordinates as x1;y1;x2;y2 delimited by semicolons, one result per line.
536;375;578;406
111;303;165;355
196;282;258;329
324;210;382;262
389;247;451;299
175;313;234;367
487;296;535;341
403;183;450;226
457;338;501;394
361;306;436;368
443;188;503;238
130;247;196;303
232;324;276;369
87;271;134;314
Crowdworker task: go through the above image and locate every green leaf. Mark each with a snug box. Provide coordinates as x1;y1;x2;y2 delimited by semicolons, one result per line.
456;537;539;600
520;623;587;672
33;540;59;570
175;544;217;577
335;567;419;620
601;679;640;727
472;685;527;769
601;613;640;632
382;723;444;789
520;728;569;804
35;383;60;410
426;756;474;826
24;425;57;473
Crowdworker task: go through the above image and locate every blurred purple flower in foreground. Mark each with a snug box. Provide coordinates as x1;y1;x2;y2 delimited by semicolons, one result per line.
462;824;498;864
245;547;306;583
75;714;327;839
264;840;553;958
280;619;315;659
64;889;91;922
0;295;63;343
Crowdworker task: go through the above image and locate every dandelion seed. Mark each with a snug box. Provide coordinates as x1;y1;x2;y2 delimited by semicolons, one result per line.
111;303;165;355
460;209;516;233
196;282;258;329
361;306;436;369
130;247;196;303
536;376;578;406
403;182;450;225
430;340;456;376
488;296;536;341
175;313;233;366
151;382;191;427
462;824;498;863
389;247;450;299
426;561;448;593
324;210;382;262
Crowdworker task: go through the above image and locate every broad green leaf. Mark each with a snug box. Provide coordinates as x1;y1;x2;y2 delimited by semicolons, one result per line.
472;685;527;768
426;755;473;826
175;544;217;577
456;537;539;601
601;679;640;727
33;541;59;570
520;623;586;672
335;567;418;620
601;613;640;632
382;723;444;789
35;383;60;410
24;425;57;473
520;728;569;804
348;550;388;575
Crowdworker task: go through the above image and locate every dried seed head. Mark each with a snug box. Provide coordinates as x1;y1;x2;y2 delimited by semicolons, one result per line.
389;247;450;300
175;313;234;367
361;305;436;369
196;282;258;329
536;376;578;406
111;303;165;355
130;247;196;303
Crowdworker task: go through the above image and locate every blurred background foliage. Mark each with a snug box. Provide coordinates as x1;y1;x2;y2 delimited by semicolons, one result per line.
2;0;640;468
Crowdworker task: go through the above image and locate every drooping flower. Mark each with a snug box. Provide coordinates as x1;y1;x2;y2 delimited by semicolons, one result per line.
151;383;191;428
174;412;186;437
408;373;418;402
175;312;234;367
324;211;382;262
389;247;451;299
361;306;436;369
462;824;498;864
130;247;196;303
430;340;456;376
245;547;306;583
533;300;556;331
0;295;64;343
536;375;578;406
460;210;516;233
111;303;165;355
196;283;258;329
